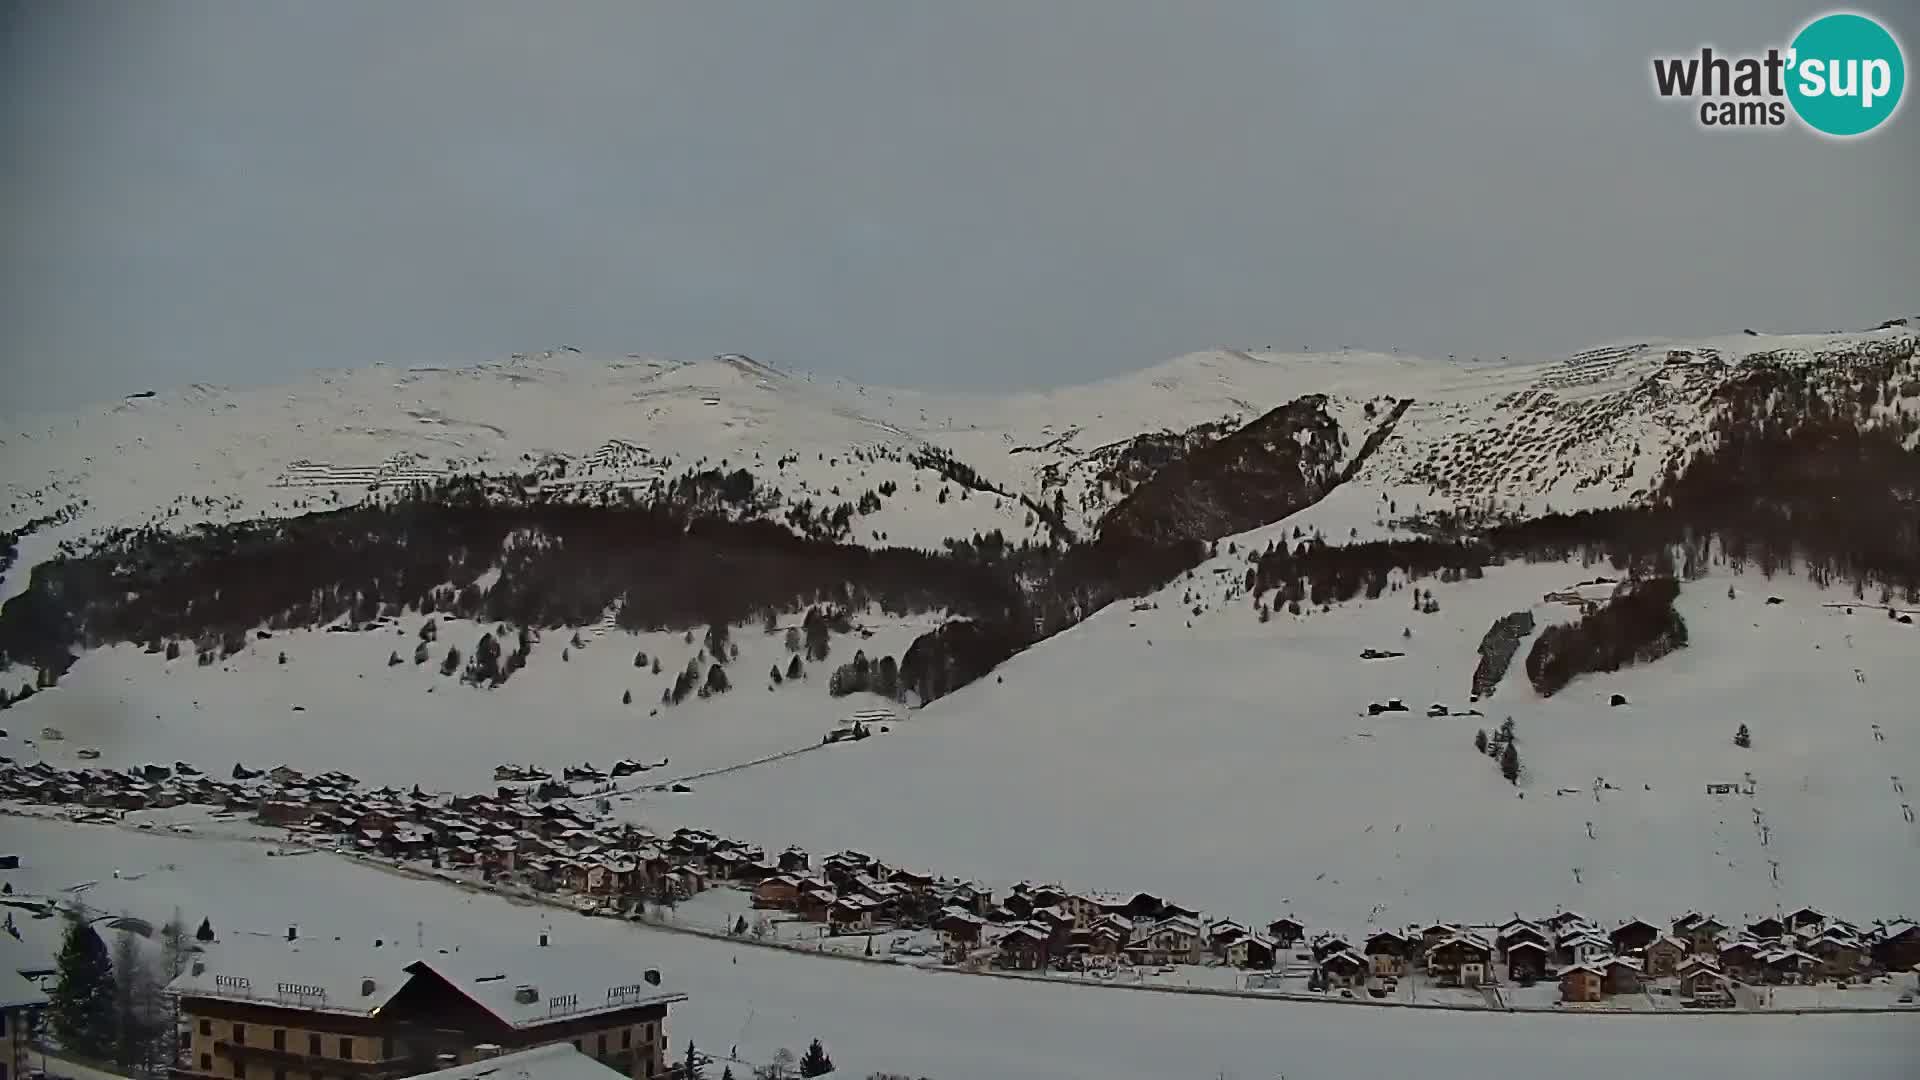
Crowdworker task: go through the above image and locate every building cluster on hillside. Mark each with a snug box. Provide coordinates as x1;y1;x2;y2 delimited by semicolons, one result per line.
4;756;1917;1013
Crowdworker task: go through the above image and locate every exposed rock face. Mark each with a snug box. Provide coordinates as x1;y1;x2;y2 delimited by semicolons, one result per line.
1471;611;1537;698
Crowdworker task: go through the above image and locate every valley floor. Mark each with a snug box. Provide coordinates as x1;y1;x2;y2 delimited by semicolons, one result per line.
2;816;1917;1080
7;563;1918;938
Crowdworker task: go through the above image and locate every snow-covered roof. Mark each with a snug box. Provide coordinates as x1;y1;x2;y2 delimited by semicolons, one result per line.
398;1043;625;1080
404;947;683;1030
166;938;412;1017
0;967;48;1010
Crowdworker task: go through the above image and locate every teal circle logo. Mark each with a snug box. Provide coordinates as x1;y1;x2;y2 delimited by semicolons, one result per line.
1786;12;1905;137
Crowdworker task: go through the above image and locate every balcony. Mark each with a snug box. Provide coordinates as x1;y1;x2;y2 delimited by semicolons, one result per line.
213;1040;417;1078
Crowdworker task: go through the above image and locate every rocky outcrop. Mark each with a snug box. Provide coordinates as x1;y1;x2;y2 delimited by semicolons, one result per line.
1094;396;1345;548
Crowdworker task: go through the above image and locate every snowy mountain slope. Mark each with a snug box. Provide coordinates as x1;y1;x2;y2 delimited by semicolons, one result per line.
638;562;1919;932
7;608;929;791
5;320;1913;597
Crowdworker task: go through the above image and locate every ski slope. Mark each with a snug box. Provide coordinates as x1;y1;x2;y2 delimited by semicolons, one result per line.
634;562;1920;932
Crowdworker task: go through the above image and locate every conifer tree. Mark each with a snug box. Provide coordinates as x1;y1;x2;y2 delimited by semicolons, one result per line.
51;915;116;1058
798;1038;834;1077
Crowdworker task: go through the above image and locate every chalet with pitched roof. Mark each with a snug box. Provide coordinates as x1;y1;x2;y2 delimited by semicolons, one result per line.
1426;936;1493;988
1643;935;1687;977
1558;963;1605;1003
1609;918;1660;956
170;939;684;1080
1505;940;1551;984
996;926;1050;971
1265;918;1305;947
1317;950;1368;989
1602;955;1643;994
1225;934;1277;970
1364;931;1409;977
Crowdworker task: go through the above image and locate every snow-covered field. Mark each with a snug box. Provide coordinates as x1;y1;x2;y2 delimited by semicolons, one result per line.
7;610;930;791
8;559;1916;938
2;817;1915;1080
625;561;1920;932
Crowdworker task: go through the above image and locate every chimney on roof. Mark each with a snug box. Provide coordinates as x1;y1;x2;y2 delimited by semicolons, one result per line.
475;1044;502;1059
643;969;660;986
360;978;376;997
538;932;549;947
513;984;538;1004
191;961;205;977
287;925;297;941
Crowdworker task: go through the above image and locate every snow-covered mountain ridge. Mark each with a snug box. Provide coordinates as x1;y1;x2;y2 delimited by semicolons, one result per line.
5;320;1915;569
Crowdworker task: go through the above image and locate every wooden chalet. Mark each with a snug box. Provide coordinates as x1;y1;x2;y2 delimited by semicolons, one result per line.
996;926;1050;971
1363;931;1409;977
1504;940;1550;984
750;876;800;910
1317;950;1367;989
1602;956;1643;995
1225;935;1276;971
1265;917;1305;948
1609;918;1660;956
1677;959;1732;1004
1425;936;1493;988
1718;940;1765;983
1558;963;1605;1003
1642;935;1687;977
1872;921;1920;973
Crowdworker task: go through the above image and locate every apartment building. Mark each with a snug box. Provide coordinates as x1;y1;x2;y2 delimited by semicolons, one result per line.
170;937;684;1080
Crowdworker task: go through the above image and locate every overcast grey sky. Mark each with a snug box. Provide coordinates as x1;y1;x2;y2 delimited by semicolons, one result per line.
3;1;1915;414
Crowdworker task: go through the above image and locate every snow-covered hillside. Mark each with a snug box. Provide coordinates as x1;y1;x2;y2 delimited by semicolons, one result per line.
639;563;1917;930
5;321;1914;585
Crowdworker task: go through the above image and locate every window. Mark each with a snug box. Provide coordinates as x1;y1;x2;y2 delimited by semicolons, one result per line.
232;1057;244;1078
622;1028;632;1050
273;1030;286;1052
308;1034;321;1056
339;1038;353;1060
273;1070;285;1080
381;1038;393;1060
200;1019;213;1037
572;1040;582;1053
200;1055;212;1072
234;1024;247;1046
